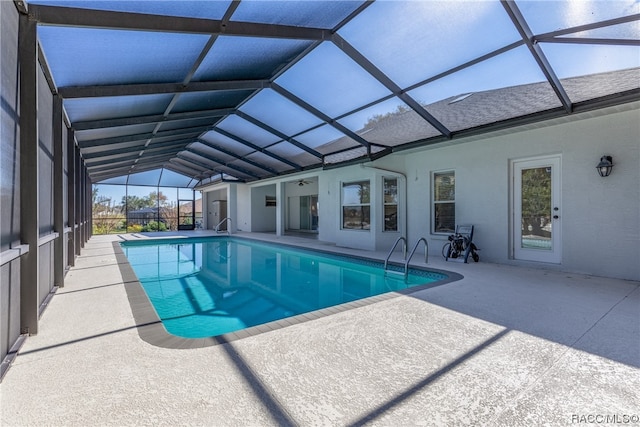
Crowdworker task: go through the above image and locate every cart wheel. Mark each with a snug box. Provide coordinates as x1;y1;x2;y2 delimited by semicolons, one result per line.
472;252;479;262
442;243;452;259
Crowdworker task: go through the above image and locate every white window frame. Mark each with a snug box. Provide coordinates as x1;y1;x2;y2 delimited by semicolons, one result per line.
341;180;370;231
382;176;398;232
432;170;455;234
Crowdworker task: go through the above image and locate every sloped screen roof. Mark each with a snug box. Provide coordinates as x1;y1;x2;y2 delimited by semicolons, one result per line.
27;0;640;186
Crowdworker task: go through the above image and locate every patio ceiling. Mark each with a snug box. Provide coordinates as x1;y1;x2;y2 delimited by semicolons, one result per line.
25;0;640;187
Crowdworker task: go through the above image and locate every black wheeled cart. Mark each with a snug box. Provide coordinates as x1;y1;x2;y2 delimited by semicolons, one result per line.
442;225;479;263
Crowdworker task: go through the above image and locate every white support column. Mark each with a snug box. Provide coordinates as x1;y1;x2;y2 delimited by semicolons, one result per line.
275;182;285;236
227;184;237;233
201;191;209;230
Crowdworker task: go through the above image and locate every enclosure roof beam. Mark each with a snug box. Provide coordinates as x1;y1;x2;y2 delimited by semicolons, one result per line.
193;138;277;175
78;126;209;148
82;139;191;158
271;83;371;149
59;80;269;99
501;0;572;113
165;161;205;179
177;154;258;180
29;4;330;40
73;108;234;131
331;33;452;139
211;127;302;171
234;111;323;159
178;151;261;180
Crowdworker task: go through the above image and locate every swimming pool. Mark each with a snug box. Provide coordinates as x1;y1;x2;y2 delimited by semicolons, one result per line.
120;237;450;339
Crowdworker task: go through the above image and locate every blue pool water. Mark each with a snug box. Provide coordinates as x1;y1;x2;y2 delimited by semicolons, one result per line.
120;237;447;338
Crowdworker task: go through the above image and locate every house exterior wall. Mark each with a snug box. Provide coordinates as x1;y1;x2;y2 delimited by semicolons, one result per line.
320;166;375;250
316;164;408;251
201;187;227;230
223;102;638;281
250;184;276;232
396;103;639;281
236;184;251;232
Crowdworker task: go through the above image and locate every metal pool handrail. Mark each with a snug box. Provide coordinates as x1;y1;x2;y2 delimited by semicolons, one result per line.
403;237;429;279
384;236;407;271
215;217;232;235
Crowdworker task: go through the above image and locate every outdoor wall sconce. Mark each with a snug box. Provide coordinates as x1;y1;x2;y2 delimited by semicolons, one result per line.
596;155;614;177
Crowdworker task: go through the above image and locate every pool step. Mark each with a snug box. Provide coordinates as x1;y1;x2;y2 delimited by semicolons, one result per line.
384;269;405;276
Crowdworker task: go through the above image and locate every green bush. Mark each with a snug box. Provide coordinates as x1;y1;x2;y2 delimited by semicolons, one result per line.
93;219;126;235
142;221;167;232
127;224;143;233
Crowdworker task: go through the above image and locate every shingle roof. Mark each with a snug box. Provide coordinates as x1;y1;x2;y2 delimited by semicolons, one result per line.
310;67;640;163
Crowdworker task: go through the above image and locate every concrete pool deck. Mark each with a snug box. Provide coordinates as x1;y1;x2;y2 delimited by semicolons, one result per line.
1;232;638;426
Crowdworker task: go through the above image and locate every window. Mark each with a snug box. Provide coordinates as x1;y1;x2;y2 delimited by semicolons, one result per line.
342;180;370;230
383;177;398;231
433;171;455;233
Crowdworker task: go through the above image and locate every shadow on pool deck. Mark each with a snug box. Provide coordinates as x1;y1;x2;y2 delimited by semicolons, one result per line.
406;262;639;368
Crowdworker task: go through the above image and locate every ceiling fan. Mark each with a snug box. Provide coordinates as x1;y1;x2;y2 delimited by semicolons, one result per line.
297;179;312;186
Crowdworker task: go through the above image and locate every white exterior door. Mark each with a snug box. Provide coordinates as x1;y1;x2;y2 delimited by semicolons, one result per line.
513;155;562;264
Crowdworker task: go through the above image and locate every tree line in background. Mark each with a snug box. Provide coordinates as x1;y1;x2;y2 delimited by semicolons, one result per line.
92;187;188;234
